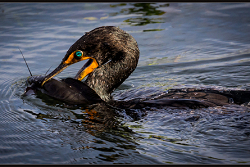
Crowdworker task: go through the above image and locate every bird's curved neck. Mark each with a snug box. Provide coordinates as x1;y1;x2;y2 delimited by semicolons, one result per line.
85;50;139;102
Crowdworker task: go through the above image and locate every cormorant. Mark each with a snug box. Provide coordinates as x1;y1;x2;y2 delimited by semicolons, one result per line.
25;26;250;109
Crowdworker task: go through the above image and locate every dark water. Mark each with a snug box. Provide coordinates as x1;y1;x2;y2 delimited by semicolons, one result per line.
0;3;250;164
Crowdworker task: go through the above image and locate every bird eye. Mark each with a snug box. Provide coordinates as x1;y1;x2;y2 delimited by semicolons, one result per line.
75;50;83;59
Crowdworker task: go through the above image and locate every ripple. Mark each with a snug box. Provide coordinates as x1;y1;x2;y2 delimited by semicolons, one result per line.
123;104;250;163
1;2;250;164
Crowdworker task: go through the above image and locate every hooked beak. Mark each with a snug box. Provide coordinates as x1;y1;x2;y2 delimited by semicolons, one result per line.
41;62;68;86
41;57;99;86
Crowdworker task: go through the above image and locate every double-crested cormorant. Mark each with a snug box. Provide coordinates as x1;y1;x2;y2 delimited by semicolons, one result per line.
25;26;250;109
41;26;139;102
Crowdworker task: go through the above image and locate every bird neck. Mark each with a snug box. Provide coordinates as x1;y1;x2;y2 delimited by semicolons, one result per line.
85;50;139;102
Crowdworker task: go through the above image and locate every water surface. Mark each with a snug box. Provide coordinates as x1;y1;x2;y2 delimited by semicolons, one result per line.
0;3;250;164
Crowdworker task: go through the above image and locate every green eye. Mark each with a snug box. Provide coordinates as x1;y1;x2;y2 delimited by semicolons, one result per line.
75;50;83;59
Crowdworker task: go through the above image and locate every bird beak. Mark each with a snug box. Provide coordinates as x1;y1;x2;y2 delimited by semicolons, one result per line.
41;62;69;86
41;57;99;86
74;58;99;81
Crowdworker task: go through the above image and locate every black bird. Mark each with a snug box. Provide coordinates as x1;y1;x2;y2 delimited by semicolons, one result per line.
25;26;250;109
41;26;139;102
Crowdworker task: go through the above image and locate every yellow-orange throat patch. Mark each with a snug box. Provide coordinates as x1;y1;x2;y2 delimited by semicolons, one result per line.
76;58;99;81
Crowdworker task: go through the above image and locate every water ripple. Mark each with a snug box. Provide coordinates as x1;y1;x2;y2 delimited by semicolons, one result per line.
1;2;250;164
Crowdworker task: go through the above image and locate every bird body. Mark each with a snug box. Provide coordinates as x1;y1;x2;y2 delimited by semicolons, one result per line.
24;26;250;109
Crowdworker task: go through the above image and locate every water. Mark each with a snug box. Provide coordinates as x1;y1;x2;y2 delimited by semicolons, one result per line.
0;3;250;164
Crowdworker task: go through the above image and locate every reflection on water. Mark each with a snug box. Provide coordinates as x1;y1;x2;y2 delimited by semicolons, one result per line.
110;3;167;27
0;2;250;164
